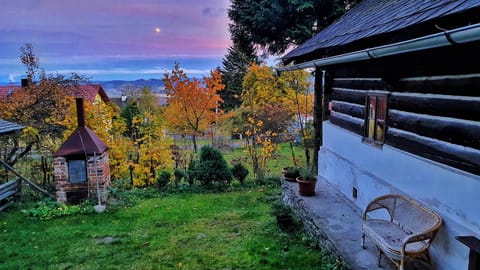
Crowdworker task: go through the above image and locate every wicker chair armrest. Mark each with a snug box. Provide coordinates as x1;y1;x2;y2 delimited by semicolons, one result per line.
404;231;431;243
401;227;439;255
362;200;389;221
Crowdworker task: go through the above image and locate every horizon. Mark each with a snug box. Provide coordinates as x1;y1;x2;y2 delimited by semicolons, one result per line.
0;56;224;85
0;1;231;83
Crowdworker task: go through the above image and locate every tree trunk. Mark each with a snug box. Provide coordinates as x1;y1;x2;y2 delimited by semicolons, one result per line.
192;134;198;153
289;142;297;167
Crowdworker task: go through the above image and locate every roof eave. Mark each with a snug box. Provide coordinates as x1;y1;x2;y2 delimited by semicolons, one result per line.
277;23;480;73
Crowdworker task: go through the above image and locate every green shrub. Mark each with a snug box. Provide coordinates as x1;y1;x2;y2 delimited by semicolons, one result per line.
157;171;171;188
193;145;232;186
173;169;185;181
21;198;94;221
285;166;300;175
231;163;249;184
269;198;292;217
186;158;198;186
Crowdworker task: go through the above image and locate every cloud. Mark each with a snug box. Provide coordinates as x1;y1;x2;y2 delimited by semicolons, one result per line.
53;67;212;76
0;1;231;82
202;7;225;17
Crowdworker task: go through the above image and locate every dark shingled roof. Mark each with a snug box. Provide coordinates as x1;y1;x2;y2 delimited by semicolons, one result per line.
54;126;108;157
0;119;24;135
283;0;480;64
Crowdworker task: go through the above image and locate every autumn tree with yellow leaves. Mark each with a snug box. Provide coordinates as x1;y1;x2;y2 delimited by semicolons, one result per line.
240;63;313;173
58;93;134;181
129;99;173;187
163;64;226;153
278;69;314;167
61;87;173;186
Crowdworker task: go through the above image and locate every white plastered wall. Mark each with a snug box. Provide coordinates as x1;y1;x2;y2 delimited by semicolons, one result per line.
319;121;480;270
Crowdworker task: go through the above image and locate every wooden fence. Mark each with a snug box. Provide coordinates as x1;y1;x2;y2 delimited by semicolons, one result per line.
0;179;21;211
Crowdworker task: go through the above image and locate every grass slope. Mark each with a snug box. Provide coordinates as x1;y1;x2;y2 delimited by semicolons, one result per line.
0;191;339;270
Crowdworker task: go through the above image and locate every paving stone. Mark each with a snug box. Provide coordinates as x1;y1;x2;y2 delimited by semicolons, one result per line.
282;177;395;270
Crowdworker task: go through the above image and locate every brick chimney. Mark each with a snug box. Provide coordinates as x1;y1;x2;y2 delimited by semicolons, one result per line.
76;98;86;127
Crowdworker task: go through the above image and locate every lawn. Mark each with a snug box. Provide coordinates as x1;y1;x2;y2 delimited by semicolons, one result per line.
0;190;341;270
222;141;310;177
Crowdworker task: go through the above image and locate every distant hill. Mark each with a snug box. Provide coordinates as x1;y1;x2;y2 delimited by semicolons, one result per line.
98;79;165;97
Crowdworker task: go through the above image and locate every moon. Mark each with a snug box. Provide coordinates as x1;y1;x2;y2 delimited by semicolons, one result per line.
155;27;161;33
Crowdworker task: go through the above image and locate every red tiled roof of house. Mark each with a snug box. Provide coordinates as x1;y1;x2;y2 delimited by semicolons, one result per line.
67;84;110;103
0;84;109;103
0;86;21;98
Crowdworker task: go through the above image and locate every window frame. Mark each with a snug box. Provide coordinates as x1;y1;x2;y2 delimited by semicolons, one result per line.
67;159;88;184
362;92;388;146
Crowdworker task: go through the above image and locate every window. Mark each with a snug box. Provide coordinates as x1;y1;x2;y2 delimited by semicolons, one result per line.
68;159;87;183
364;94;388;145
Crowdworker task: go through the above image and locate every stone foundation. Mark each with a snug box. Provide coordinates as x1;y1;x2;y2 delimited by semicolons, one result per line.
281;179;341;258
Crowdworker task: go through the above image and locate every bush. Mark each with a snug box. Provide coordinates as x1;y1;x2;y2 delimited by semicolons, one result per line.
157;171;171;188
190;145;232;187
269;198;292;217
231;163;249;184
173;169;185;186
21;198;94;221
186;158;198;186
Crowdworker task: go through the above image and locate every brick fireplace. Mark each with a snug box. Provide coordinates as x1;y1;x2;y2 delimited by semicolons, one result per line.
54;98;110;204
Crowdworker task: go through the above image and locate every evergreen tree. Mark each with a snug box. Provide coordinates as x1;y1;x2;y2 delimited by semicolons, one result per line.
220;9;259;112
228;0;360;56
120;101;141;138
220;41;258;112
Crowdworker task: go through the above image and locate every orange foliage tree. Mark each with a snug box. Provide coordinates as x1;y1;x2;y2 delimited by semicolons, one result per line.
0;44;87;165
163;64;226;152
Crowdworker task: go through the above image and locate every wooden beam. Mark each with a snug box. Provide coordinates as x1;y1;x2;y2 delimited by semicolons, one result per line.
332;88;366;105
332;78;388;90
331;101;365;119
0;159;54;198
388;110;480;150
390;93;480;121
313;67;324;173
329;42;480;79
386;128;480;175
394;76;480;97
330;112;364;136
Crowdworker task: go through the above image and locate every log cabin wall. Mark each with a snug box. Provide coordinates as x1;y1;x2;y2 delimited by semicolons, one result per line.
329;75;480;175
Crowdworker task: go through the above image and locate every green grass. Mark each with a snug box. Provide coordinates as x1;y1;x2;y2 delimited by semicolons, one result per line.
0;190;342;270
223;141;310;177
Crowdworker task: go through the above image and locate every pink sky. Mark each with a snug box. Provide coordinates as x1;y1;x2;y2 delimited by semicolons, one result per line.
0;0;232;82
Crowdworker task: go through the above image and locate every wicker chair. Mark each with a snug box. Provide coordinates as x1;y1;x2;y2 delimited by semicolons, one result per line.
361;194;442;270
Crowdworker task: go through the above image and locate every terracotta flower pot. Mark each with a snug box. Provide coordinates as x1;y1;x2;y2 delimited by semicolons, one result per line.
296;176;316;196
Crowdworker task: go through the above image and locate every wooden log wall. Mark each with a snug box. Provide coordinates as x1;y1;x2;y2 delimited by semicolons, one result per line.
329;75;480;175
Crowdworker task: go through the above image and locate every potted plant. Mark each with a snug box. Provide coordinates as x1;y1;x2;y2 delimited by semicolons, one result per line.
296;167;317;196
282;166;300;182
270;199;294;231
